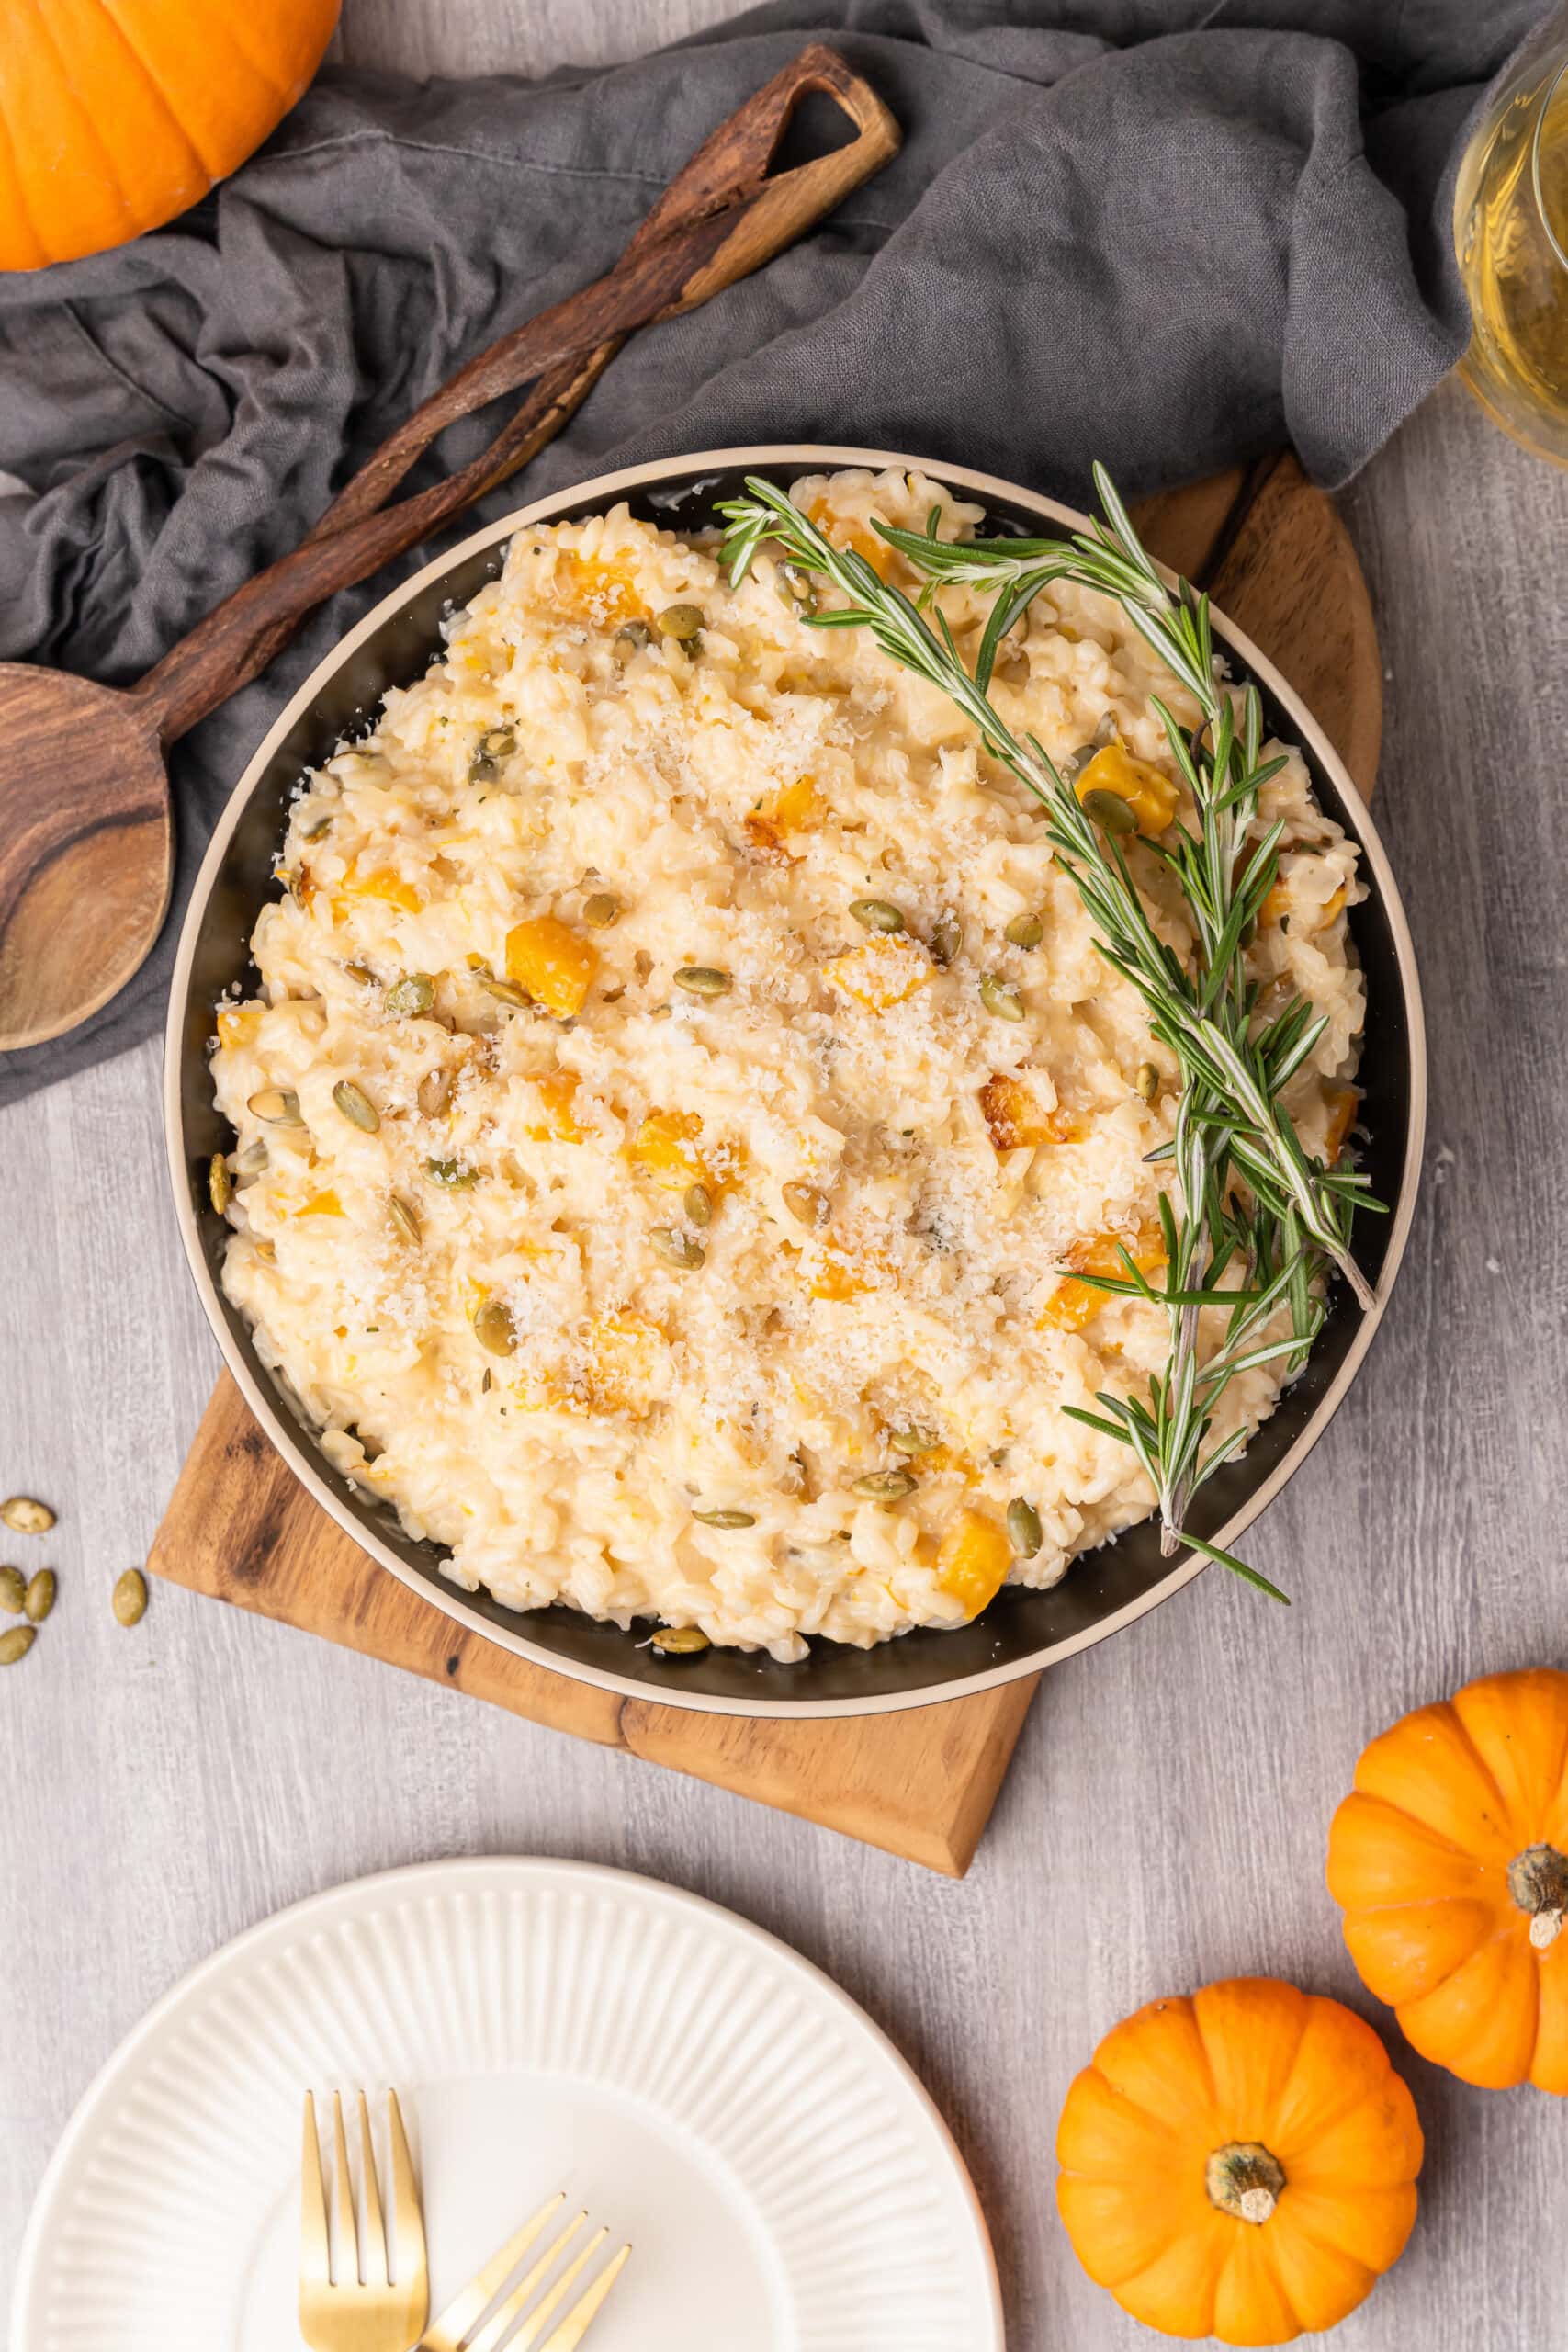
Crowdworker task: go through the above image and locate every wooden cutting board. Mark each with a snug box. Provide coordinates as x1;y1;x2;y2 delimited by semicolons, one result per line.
149;451;1380;1876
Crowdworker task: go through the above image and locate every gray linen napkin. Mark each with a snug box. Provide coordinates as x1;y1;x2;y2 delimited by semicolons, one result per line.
0;0;1546;1102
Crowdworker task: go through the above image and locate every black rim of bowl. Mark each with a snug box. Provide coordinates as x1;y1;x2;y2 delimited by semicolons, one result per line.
164;446;1426;1718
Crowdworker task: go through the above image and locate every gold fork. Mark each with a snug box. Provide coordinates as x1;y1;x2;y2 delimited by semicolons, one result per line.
300;2089;429;2352
420;2190;631;2352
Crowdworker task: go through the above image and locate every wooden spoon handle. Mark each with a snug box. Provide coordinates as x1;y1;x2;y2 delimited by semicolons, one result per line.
134;44;898;744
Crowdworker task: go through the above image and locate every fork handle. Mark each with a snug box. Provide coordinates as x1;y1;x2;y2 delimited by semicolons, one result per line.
132;45;898;746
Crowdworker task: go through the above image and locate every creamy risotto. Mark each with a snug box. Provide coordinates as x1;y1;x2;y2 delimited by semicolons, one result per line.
210;469;1365;1661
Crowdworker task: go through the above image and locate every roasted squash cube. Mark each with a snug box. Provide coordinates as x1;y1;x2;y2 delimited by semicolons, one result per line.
524;1069;582;1142
1074;742;1180;836
936;1509;1012;1618
505;916;599;1017
628;1110;707;1190
1041;1226;1167;1332
826;934;931;1011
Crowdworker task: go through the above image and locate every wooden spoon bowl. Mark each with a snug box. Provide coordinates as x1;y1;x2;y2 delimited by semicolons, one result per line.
0;666;169;1047
0;43;898;1055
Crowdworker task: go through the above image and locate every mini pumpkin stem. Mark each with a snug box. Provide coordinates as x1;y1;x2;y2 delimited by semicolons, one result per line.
1205;2142;1286;2224
1508;1842;1568;1951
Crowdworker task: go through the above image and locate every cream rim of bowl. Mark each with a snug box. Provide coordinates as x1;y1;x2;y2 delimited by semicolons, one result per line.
164;445;1427;1719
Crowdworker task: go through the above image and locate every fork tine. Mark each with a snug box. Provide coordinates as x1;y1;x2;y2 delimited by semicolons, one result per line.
422;2192;566;2347
331;2091;358;2287
357;2091;389;2287
507;2227;608;2352
536;2244;631;2352
464;2214;588;2352
299;2094;331;2292
386;2087;424;2290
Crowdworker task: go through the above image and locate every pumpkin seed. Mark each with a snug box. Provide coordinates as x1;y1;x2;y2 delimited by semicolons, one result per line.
389;1194;423;1246
782;1182;831;1231
0;1626;36;1667
473;1297;517;1357
889;1426;941;1457
693;1509;756;1529
581;892;621;929
0;1566;23;1613
235;1138;269;1180
979;974;1026;1023
301;812;333;841
1007;1498;1043;1557
112;1569;148;1627
333;1080;380;1134
478;975;531;1009
650;1227;705;1270
614;619;653;654
1134;1061;1159;1102
774;562;818;615
1005;912;1044;950
852;1470;918;1502
651;1625;711;1656
656;602;705;641
425;1159;479;1188
247;1088;304;1126
683;1183;713;1227
24;1569;55;1624
344;961;378;986
418;1068;455;1118
930;913;963;967
1080;786;1139;838
1;1497;54;1536
850;898;906;934
385;973;435;1018
208;1152;232;1215
673;966;730;996
468;725;517;783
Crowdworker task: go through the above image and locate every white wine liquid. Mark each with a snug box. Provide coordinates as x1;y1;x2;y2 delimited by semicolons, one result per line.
1455;62;1568;464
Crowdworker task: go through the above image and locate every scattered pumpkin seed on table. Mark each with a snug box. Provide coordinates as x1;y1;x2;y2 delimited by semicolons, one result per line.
651;1625;710;1655
112;1569;148;1627
1;1497;55;1535
23;1569;56;1623
0;1625;36;1667
0;1566;24;1613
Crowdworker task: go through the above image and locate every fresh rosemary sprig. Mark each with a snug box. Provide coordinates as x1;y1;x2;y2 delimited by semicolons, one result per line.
718;467;1383;1598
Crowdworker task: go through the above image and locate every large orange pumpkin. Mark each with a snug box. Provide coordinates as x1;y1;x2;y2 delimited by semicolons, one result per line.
0;0;340;272
1056;1977;1422;2346
1327;1666;1568;2092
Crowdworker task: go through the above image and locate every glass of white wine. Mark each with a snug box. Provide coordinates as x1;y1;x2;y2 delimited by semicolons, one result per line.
1454;9;1568;464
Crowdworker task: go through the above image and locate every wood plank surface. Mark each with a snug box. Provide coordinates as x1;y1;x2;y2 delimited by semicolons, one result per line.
4;8;1564;2349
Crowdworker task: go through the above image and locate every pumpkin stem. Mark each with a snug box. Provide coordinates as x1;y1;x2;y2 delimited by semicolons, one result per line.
1205;2142;1286;2225
1508;1843;1568;1950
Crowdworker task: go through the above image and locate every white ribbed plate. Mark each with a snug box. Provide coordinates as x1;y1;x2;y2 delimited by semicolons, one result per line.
13;1858;1000;2351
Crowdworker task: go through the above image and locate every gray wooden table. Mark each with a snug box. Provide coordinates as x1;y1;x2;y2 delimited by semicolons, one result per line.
5;8;1567;2347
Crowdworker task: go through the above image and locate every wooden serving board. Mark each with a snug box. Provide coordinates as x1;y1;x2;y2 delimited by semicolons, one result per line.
149;452;1380;1877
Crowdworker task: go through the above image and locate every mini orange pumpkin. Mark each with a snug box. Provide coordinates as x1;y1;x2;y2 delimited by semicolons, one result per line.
1327;1666;1568;2092
1056;1976;1422;2346
0;0;340;272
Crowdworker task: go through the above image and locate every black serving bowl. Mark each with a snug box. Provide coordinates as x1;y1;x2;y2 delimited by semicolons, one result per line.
165;447;1426;1717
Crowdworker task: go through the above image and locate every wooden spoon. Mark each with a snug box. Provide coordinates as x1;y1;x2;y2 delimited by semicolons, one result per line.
0;44;898;1053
